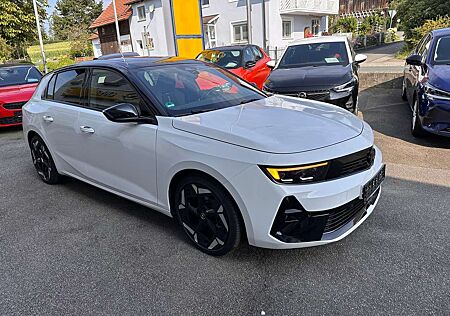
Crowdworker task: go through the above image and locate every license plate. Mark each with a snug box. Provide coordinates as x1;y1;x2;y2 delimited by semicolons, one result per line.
362;164;386;203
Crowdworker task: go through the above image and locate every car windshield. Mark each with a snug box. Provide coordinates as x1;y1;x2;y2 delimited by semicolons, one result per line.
136;63;265;116
278;42;349;68
433;36;450;65
0;66;42;87
196;50;243;69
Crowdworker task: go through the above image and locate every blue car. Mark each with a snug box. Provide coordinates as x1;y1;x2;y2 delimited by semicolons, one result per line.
402;27;450;137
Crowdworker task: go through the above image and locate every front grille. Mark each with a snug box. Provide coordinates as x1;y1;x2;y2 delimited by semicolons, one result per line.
279;89;330;101
0;115;22;125
326;147;375;180
324;198;365;233
2;101;26;110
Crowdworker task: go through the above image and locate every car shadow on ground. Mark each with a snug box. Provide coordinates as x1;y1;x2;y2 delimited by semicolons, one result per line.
359;80;450;149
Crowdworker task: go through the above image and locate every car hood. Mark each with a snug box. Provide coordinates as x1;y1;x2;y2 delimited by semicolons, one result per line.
0;83;38;104
266;64;353;92
172;96;364;154
428;65;450;92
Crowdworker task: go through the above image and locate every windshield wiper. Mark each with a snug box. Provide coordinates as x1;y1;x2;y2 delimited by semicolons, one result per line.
189;108;217;114
240;98;261;105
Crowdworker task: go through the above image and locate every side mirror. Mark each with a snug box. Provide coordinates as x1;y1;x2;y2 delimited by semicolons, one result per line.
245;60;257;69
266;60;276;69
354;54;367;64
406;54;423;66
103;103;154;124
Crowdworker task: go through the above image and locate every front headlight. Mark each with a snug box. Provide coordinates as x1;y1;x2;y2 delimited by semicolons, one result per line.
333;79;355;93
261;162;329;184
424;83;450;101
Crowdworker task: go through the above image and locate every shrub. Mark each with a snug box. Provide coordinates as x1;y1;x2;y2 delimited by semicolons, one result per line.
332;17;358;34
408;16;450;48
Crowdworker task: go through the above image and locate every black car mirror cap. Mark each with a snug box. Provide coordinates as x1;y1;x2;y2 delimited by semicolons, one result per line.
103;103;155;124
245;60;257;69
406;54;423;66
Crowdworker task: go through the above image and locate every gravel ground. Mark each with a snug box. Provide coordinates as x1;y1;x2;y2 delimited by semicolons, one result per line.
0;88;449;315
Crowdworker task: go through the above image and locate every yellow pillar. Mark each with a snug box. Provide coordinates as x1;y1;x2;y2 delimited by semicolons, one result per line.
170;0;204;58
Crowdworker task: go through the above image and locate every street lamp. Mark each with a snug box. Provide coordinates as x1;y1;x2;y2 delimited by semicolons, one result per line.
32;0;47;73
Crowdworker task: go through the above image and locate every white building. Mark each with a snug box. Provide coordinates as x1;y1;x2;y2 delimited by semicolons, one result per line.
126;0;176;56
201;0;339;57
91;0;338;58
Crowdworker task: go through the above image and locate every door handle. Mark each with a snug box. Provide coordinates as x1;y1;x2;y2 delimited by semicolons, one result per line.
80;126;95;134
43;115;54;123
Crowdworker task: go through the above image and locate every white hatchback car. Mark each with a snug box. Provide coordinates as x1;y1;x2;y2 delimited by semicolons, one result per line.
23;57;385;255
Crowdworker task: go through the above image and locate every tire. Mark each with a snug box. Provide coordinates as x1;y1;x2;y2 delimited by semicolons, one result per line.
411;97;425;138
401;78;408;101
350;95;359;115
30;135;61;184
172;175;242;256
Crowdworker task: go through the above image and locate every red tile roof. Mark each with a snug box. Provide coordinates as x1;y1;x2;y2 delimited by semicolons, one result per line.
90;0;132;29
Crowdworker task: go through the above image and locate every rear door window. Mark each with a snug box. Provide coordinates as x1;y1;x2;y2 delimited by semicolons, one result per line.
54;69;87;105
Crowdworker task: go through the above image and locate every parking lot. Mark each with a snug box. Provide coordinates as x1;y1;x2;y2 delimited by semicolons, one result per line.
0;87;449;315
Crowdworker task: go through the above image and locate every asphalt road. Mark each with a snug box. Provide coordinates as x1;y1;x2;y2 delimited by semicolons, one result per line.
1;89;449;315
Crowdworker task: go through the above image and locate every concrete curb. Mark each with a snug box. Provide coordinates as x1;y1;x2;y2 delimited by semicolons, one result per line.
359;71;403;90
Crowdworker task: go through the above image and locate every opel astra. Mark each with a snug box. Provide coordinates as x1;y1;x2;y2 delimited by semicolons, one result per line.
23;57;385;255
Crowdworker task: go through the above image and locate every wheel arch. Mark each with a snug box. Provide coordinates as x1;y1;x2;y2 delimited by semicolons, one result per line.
167;167;253;243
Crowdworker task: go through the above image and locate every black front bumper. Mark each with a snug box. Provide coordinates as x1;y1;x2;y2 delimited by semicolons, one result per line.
270;189;380;243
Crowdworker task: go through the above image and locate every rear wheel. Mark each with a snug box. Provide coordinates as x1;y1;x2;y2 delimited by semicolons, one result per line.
30;135;61;184
411;97;425;137
172;175;242;256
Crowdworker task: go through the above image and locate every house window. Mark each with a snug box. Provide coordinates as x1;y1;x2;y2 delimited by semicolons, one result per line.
232;22;248;43
201;0;209;6
203;23;217;48
282;20;292;39
312;19;320;35
137;6;146;21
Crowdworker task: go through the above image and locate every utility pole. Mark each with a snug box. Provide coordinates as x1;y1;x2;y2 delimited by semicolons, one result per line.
246;0;252;44
32;0;47;73
262;0;266;51
112;0;122;52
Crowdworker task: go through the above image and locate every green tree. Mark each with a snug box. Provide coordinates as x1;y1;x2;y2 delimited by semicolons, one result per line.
52;0;103;41
393;0;450;48
0;0;47;59
0;37;12;62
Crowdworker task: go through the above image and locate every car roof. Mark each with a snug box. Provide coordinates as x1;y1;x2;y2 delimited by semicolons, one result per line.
59;56;205;71
431;27;450;37
202;45;251;51
0;63;35;68
287;35;349;46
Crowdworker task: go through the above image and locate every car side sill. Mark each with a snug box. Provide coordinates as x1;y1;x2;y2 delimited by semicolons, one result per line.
62;171;172;217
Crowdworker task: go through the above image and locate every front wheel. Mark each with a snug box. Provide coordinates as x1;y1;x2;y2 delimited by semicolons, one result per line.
30;135;61;184
401;77;408;101
172;175;242;256
411;97;425;137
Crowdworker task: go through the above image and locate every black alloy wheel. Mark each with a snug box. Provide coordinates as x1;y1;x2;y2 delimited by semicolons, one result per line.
30;135;61;184
173;176;242;256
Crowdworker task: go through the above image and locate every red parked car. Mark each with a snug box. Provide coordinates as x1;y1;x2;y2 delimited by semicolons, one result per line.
0;64;42;127
196;45;272;89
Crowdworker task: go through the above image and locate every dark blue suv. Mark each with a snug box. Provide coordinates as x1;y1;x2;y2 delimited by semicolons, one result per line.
402;27;450;137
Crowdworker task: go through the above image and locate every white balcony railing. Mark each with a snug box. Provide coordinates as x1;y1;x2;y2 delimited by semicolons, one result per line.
280;0;339;15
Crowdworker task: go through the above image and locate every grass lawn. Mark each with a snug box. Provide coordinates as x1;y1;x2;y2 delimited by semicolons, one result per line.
27;41;76;72
27;41;71;63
